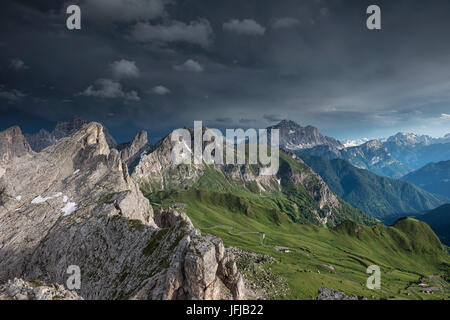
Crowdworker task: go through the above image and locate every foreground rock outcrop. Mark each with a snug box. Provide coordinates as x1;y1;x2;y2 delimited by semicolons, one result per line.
0;123;246;300
316;287;366;300
0;278;82;300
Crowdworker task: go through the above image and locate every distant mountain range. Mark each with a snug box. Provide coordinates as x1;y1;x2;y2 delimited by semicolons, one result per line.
300;154;446;219
384;137;450;170
268;120;450;179
266;120;344;151
402;160;450;198
270;121;409;178
384;132;450;146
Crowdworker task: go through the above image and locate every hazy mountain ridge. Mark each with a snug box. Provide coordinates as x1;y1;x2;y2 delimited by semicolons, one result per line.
270;121;410;178
300;154;446;219
383;140;450;170
270;121;449;178
402;160;450;198
417;204;450;245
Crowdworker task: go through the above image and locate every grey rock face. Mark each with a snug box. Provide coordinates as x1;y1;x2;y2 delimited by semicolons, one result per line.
0;126;33;165
267;120;344;151
24;129;56;153
117;130;151;168
0;278;82;300
132;131;206;191
316;287;366;300
0;122;245;300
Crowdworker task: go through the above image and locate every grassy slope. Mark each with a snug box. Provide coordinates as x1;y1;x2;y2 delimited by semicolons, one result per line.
140;145;449;299
146;189;450;300
143;150;376;227
300;154;446;219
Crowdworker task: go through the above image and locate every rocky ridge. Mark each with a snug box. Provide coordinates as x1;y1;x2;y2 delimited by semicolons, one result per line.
0;123;246;300
267;120;343;151
117;130;151;167
24;117;117;152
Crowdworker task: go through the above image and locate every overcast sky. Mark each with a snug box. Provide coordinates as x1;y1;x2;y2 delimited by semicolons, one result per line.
1;0;450;143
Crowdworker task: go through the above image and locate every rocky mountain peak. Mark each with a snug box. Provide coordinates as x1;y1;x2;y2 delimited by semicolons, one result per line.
25;117;117;152
0;125;33;166
386;132;432;146
53;116;87;140
118;130;150;167
362;139;383;149
276;120;301;128
267;120;343;151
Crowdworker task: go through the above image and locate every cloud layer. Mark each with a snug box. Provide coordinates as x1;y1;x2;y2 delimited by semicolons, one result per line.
78;79;140;102
223;19;266;36
83;0;165;22
173;59;204;73
2;0;450;142
110;59;140;80
131;20;213;47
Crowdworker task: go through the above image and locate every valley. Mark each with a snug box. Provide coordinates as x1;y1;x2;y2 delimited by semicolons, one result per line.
146;189;450;300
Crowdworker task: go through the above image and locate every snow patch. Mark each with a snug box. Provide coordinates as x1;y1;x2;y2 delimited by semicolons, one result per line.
289;130;295;135
0;167;5;178
15;195;22;201
31;192;62;204
343;138;369;148
63;196;68;203
62;202;77;216
285;142;316;150
73;169;80;175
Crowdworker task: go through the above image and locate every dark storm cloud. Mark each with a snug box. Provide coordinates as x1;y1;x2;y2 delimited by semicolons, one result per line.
2;0;450;142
